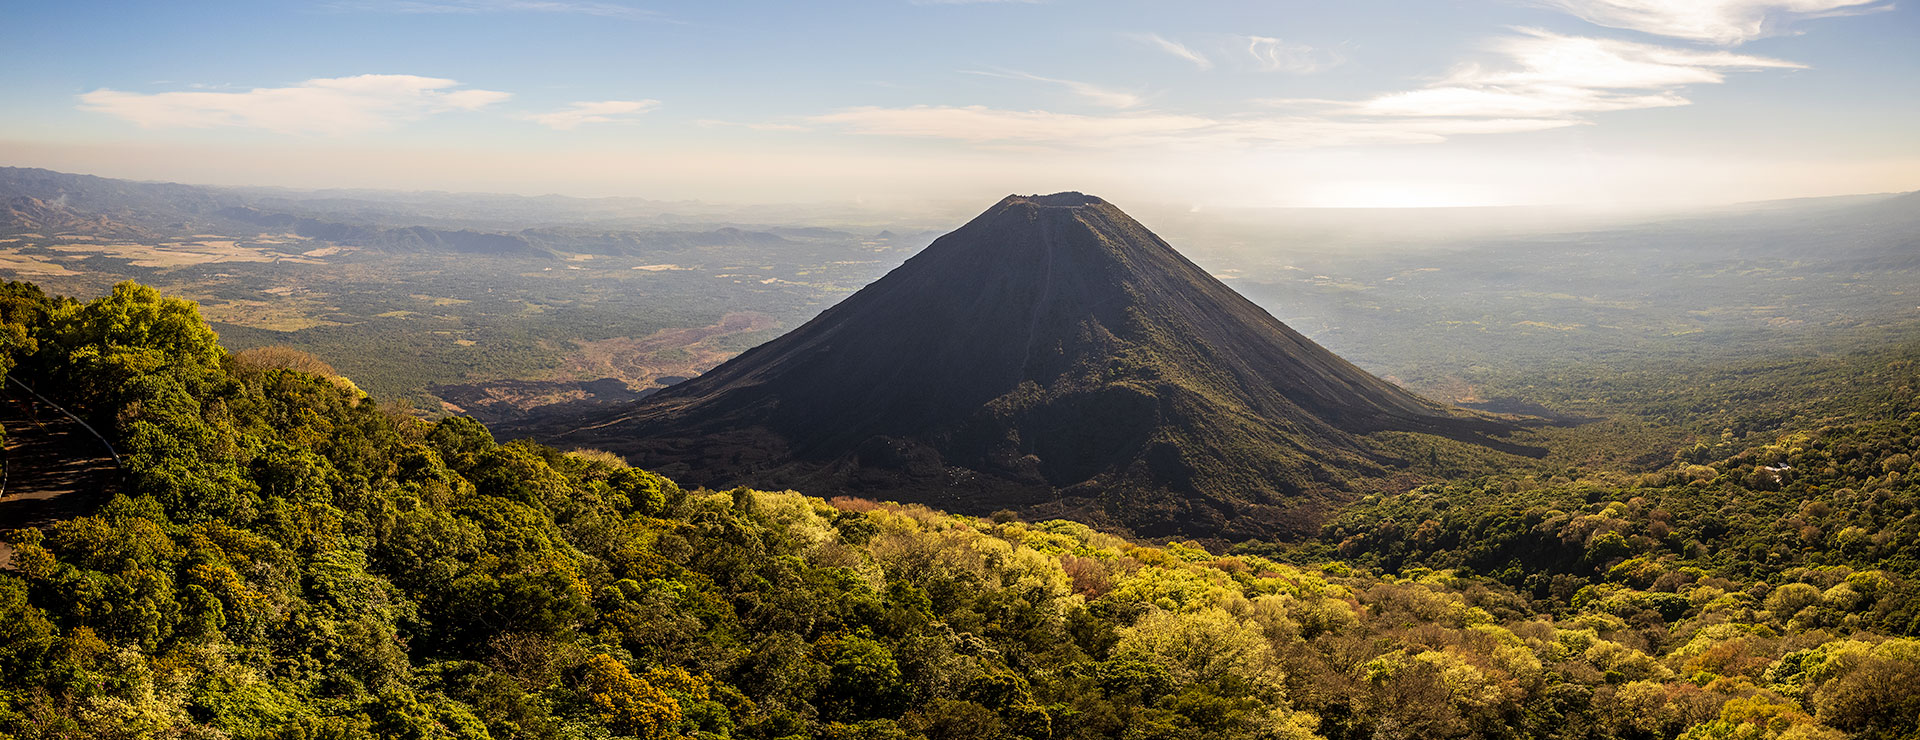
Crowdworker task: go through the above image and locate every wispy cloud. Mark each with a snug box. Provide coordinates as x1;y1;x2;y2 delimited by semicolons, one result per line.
1537;0;1890;45
809;105;1574;149
526;99;659;129
1241;35;1345;74
962;69;1143;109
1351;29;1802;118
806;27;1805;152
325;0;666;21
811;107;1212;145
79;75;510;135
697;119;810;132
1129;33;1213;70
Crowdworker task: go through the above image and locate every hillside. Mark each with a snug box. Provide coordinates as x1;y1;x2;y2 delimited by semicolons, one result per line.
1;195;154;240
550;193;1535;539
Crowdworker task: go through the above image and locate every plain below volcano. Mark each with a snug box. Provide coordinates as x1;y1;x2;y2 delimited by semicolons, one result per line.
544;192;1540;539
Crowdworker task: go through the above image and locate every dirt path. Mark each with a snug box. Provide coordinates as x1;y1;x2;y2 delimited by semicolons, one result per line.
0;388;121;569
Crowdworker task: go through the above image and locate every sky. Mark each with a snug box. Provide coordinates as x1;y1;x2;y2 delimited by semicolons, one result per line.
1;0;1916;209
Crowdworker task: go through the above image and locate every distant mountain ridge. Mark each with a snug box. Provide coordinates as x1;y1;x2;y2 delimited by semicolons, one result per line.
0;167;826;258
2;195;154;240
0;167;229;225
215;206;551;258
546;192;1538;539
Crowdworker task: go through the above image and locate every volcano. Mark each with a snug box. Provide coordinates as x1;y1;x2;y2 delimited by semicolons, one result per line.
550;193;1534;538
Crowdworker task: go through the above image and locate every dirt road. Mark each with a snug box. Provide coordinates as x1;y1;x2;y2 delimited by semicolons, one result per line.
0;388;120;569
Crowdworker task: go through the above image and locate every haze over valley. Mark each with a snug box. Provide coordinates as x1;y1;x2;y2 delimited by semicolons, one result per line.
5;167;1913;433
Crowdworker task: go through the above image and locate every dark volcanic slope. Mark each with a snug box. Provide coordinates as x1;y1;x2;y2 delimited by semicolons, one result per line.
551;193;1529;538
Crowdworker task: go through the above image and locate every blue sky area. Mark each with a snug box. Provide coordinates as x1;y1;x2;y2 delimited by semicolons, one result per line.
2;0;1915;207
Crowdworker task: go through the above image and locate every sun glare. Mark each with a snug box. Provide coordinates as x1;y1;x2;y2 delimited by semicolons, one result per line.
1294;181;1506;208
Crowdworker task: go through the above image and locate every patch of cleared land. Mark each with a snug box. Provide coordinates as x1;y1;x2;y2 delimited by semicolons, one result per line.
552;312;776;391
193;296;343;332
45;240;326;268
0;250;80;276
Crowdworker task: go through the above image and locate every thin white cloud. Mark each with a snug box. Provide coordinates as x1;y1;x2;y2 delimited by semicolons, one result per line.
698;119;810;132
527;99;659;129
326;0;665;21
1130;33;1214;70
1356;29;1802;118
1537;0;1890;44
809;105;1574;149
811;106;1212;144
1357;86;1690;118
78;75;510;135
962;69;1143;109
1242;35;1345;74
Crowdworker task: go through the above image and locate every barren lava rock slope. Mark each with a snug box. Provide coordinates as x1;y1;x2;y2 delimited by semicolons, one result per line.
548;193;1534;538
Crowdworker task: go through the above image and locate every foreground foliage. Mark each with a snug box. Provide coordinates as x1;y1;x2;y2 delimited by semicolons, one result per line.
1295;344;1920;632
1;280;1917;740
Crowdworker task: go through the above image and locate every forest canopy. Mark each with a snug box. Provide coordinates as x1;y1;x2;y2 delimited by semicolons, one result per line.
1;280;1917;740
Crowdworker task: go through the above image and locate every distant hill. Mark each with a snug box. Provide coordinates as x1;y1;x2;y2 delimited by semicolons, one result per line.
215;206;551;258
547;193;1537;539
1;195;154;239
0;167;229;238
0;166;232;224
517;225;795;255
